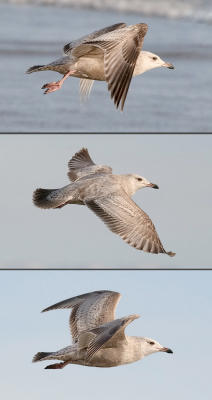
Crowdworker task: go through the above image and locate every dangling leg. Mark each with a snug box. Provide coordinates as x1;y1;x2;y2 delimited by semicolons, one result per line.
55;200;71;209
42;70;76;94
45;360;70;369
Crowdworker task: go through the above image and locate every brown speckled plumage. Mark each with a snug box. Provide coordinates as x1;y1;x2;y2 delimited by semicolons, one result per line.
26;23;174;109
32;148;175;256
33;290;173;369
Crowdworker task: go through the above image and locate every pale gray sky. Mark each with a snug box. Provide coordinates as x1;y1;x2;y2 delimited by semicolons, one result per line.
0;134;211;267
0;270;211;400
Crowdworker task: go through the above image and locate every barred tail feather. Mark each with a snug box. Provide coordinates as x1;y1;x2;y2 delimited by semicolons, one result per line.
33;188;60;209
33;352;52;362
25;65;46;74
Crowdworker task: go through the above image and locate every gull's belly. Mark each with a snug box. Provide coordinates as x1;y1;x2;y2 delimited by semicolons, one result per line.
85;346;141;368
73;56;105;81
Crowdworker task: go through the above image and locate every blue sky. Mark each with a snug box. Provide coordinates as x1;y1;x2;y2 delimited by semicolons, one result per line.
0;134;211;267
0;270;211;400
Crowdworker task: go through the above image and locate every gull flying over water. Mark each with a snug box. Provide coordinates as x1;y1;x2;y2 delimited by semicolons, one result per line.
26;22;174;110
33;290;173;369
33;148;175;256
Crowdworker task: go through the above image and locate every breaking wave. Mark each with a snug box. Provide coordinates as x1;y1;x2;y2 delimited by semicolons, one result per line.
6;0;212;22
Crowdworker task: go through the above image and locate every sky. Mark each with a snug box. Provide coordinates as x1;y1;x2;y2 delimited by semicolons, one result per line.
0;133;211;267
0;270;211;400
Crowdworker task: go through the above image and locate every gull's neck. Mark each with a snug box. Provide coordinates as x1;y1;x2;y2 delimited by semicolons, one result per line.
133;51;152;76
126;336;145;361
118;174;139;197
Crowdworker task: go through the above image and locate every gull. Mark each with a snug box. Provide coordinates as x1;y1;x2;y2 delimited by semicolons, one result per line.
26;22;174;110
33;290;173;369
33;148;175;256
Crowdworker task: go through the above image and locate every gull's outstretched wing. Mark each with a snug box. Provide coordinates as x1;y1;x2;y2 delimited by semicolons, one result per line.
84;314;139;361
86;189;175;256
72;23;148;110
67;148;112;182
42;290;121;343
63;23;127;54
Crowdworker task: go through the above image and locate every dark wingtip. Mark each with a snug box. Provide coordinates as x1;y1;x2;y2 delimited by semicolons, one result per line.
140;22;148;33
167;251;176;257
41;306;50;313
63;43;71;53
25;67;33;74
25;65;44;74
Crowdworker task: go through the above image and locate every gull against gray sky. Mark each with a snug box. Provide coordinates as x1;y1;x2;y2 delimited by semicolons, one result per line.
0;134;211;267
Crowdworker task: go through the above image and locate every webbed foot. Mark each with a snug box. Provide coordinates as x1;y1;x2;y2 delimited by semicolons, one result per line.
45;361;68;369
42;81;62;94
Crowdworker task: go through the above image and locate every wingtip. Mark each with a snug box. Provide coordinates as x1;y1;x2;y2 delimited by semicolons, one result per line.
25;67;33;74
167;251;176;257
142;23;148;33
41;307;50;313
125;313;140;322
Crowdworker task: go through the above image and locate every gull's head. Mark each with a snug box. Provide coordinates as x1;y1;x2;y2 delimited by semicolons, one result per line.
136;51;174;74
141;337;173;357
128;174;159;195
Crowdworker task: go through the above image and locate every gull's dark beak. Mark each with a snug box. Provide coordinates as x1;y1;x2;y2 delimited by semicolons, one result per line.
147;183;159;189
163;62;175;69
160;347;173;354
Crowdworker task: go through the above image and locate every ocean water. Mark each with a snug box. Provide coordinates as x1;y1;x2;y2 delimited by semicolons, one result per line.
0;2;212;131
6;0;212;22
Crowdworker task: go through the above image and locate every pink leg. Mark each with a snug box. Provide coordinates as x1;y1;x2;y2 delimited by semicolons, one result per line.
45;361;70;369
55;200;71;209
42;70;76;94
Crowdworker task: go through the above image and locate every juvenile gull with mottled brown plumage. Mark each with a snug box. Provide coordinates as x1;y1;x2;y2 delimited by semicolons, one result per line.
26;22;174;110
33;290;173;369
33;148;175;257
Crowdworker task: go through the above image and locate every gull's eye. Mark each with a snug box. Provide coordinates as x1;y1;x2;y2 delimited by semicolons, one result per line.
153;56;157;61
149;341;155;345
137;178;143;181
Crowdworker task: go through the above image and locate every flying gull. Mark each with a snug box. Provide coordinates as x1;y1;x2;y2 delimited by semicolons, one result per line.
33;290;173;369
26;22;174;110
33;148;175;256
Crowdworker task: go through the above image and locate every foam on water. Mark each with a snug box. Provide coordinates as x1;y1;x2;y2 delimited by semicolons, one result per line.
6;0;212;22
